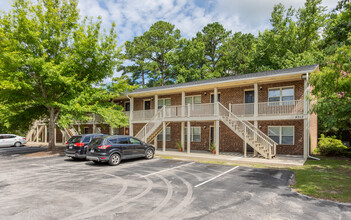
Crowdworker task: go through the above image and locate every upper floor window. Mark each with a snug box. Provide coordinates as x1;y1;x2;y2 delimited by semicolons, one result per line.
210;93;221;103
158;98;171;109
185;95;201;105
268;87;294;105
124;102;130;111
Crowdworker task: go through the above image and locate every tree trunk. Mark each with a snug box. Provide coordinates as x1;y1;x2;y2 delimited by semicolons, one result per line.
48;107;56;152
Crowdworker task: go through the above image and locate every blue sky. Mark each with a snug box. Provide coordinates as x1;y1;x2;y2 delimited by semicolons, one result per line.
1;0;339;45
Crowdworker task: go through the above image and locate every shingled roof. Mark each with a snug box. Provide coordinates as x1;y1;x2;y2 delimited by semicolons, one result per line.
129;64;318;94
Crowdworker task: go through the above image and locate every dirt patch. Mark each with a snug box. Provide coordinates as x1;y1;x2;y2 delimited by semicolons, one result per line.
24;148;65;157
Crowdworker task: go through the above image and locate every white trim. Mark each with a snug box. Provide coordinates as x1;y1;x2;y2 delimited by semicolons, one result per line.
268;86;295;103
129;67;318;95
268;126;295;145
124;101;130;111
143;99;151;110
244;89;254;103
158;98;171;109
157;126;171;141
185;95;202;104
185;126;201;142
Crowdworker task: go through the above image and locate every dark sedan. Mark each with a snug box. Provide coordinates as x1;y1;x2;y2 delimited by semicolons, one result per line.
86;135;155;166
65;134;106;160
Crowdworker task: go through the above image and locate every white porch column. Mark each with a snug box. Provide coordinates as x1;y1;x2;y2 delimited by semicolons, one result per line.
154;94;158;115
44;125;47;143
187;121;191;154
244;127;247;157
214;87;218;115
92;113;96;134
36;126;39;143
254;121;258;157
181;122;185;151
303;79;308;158
181;91;185;117
254;83;258;117
130;97;134;136
215;120;219;155
162;121;166;152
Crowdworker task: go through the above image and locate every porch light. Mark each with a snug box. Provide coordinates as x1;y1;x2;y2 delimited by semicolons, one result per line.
204;92;207;95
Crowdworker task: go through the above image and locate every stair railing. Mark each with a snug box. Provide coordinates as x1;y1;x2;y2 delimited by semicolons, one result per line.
135;107;165;142
218;103;277;158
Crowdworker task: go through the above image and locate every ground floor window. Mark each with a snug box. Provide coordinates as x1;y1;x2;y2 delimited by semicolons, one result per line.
185;127;201;142
268;126;294;145
157;127;171;141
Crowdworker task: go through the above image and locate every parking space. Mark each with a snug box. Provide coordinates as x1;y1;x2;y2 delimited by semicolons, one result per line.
0;148;350;219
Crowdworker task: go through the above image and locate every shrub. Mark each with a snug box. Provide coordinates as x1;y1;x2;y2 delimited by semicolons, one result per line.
316;134;349;157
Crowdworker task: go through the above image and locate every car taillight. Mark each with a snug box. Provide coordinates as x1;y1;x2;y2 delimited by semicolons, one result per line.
97;145;111;149
65;142;68;145
23;138;26;140
74;143;84;147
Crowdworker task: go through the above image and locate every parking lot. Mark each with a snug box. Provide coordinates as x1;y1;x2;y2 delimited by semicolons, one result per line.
0;147;351;220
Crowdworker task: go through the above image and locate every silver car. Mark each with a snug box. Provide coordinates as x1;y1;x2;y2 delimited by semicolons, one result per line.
0;134;27;147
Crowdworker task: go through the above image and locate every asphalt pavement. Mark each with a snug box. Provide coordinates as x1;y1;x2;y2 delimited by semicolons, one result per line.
0;147;350;219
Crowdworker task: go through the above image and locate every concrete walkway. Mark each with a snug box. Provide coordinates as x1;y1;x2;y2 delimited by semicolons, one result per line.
156;150;306;167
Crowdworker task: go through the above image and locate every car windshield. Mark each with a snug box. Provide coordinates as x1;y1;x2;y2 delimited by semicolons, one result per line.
68;136;82;143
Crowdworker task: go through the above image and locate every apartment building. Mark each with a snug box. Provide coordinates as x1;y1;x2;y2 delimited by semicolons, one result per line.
27;65;318;159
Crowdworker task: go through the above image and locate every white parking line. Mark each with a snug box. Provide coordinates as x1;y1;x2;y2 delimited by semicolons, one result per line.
194;166;239;188
141;162;195;178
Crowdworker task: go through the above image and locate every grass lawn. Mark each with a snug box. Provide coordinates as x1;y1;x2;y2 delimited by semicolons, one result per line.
290;156;351;203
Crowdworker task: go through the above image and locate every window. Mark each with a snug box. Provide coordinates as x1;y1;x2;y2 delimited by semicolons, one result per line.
158;98;171;109
144;100;151;110
84;127;89;134
108;138;118;144
184;127;201;142
210;93;221;103
112;128;120;135
185;95;201;105
124;102;130;111
130;138;142;144
157;127;171;141
268;87;294;105
118;137;129;144
82;136;92;143
268;126;294;145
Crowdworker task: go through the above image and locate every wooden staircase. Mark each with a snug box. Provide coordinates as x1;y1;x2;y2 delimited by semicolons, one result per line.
146;122;170;143
218;103;277;159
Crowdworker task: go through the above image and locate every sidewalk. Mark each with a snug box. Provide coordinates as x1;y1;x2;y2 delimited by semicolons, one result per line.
155;150;306;167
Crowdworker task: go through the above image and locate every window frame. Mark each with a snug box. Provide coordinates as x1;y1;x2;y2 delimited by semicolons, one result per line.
184;126;202;143
157;127;171;141
210;93;221;103
158;98;171;109
268;126;295;145
124;101;130;112
268;86;294;105
185;95;201;105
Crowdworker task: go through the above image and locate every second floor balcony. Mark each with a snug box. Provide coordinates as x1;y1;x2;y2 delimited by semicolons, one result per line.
127;100;305;122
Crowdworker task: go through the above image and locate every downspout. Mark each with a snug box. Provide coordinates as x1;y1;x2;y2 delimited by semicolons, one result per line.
306;71;320;160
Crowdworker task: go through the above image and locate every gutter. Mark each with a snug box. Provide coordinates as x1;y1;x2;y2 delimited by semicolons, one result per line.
306;71;320;161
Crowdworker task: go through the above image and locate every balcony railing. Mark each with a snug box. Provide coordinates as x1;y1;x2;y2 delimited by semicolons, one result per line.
132;109;155;121
231;100;304;116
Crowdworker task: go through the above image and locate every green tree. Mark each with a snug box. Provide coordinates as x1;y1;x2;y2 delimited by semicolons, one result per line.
310;44;351;133
0;0;131;151
195;22;231;78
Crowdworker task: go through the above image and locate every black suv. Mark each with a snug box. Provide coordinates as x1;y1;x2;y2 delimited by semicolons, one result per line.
86;135;155;166
65;134;106;160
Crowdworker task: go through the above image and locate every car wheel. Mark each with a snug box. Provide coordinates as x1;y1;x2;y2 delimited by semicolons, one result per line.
14;142;22;147
108;153;121;166
145;149;154;159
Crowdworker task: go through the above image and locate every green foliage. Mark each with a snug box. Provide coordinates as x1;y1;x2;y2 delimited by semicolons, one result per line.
315;134;348;156
0;0;130;150
309;44;351;133
119;21;181;87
